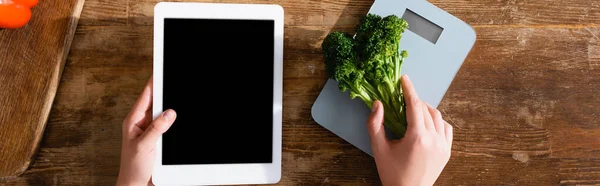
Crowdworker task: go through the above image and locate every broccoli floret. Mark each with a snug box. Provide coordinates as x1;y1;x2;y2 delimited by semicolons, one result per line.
321;13;409;138
322;32;374;106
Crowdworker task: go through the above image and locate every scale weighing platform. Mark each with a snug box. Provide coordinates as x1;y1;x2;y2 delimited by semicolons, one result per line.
311;0;477;156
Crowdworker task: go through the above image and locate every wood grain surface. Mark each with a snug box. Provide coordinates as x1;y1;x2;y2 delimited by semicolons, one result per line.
1;0;600;185
0;0;85;179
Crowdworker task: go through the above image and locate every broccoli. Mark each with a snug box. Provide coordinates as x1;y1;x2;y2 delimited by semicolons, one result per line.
321;13;409;138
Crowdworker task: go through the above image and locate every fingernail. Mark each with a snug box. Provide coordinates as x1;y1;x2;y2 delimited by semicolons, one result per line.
404;74;410;81
163;109;175;121
372;101;379;112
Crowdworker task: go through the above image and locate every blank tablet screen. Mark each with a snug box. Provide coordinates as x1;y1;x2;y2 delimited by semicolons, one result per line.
162;18;274;165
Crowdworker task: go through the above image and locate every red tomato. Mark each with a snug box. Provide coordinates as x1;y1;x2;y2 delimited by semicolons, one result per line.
0;3;32;29
12;0;39;8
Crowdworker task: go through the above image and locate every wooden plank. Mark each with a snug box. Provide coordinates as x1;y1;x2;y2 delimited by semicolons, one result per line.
559;158;600;185
129;0;328;26
438;155;560;185
428;0;600;26
439;27;600;159
78;0;600;27
124;0;600;27
79;0;127;26
65;26;153;68
129;0;221;26
0;0;85;178
0;64;151;185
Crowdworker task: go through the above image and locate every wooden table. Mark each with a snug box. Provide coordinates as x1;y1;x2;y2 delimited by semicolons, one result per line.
2;0;600;185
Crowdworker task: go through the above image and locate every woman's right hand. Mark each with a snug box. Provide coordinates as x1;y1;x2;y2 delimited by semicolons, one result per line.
367;74;453;186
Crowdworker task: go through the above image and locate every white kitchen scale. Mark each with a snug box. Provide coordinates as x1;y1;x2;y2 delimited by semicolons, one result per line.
311;0;476;156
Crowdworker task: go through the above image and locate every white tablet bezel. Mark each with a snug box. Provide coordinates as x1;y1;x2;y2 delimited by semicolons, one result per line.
152;2;283;185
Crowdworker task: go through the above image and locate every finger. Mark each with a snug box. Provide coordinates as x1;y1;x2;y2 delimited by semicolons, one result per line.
421;102;435;132
427;103;445;136
125;76;153;125
445;121;453;147
367;100;389;151
141;104;153;130
401;75;425;133
138;109;176;148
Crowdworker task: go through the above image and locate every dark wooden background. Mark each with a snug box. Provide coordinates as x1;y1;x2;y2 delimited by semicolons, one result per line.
0;0;84;178
2;0;600;185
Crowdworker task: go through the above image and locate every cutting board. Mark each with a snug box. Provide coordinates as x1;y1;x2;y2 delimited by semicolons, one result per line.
0;0;85;178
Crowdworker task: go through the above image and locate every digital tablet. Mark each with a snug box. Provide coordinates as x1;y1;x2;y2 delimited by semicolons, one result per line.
152;2;283;185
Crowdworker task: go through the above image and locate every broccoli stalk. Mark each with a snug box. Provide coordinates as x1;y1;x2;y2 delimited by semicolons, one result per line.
321;13;409;138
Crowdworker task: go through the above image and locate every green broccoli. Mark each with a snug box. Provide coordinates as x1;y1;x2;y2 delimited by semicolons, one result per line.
321;13;409;138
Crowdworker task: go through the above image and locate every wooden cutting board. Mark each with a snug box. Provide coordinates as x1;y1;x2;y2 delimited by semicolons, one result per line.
0;0;85;178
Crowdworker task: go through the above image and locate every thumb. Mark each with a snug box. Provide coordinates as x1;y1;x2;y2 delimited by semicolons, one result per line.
139;109;176;147
367;100;388;151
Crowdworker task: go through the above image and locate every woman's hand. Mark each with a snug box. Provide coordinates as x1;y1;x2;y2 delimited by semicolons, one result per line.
116;76;177;186
367;75;453;186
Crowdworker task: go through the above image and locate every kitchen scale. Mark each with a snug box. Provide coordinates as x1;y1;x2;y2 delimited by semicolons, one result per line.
311;0;476;156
